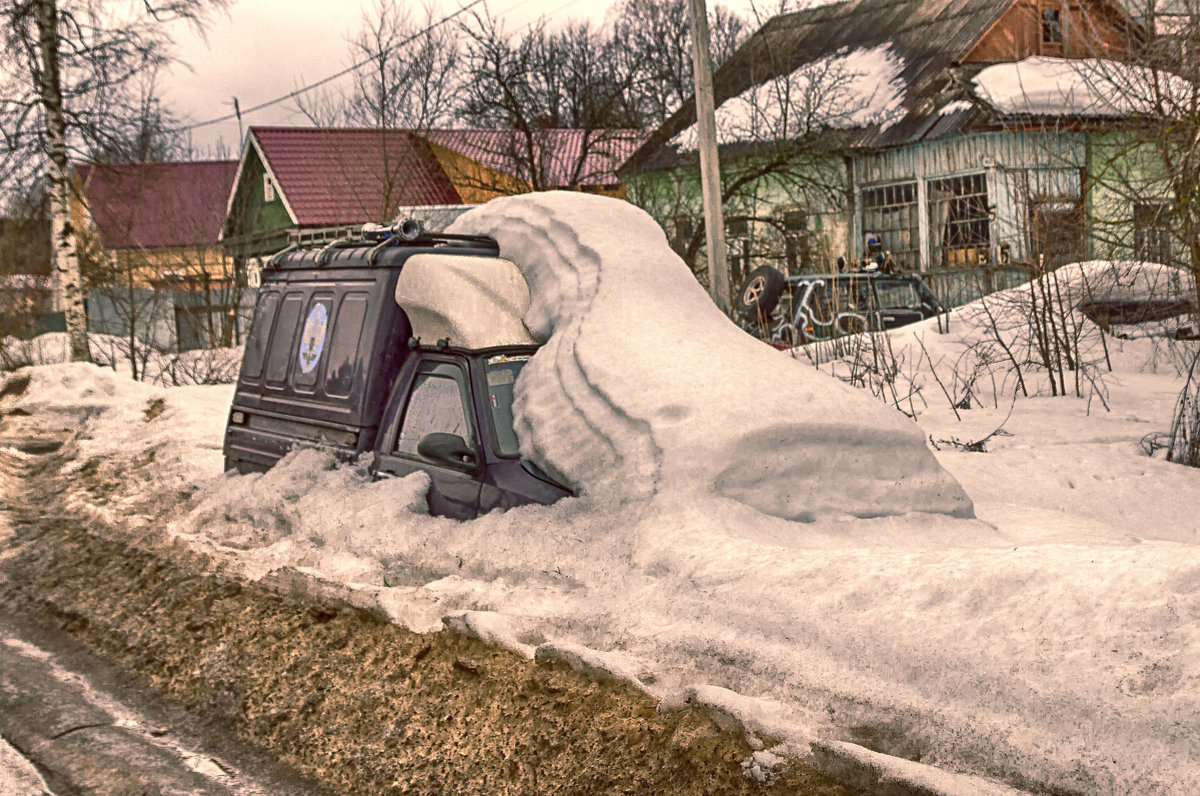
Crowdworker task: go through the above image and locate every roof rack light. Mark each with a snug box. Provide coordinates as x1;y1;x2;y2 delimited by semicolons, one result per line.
397;218;424;240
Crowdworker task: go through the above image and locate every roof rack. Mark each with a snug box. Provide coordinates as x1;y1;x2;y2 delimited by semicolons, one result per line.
267;219;499;268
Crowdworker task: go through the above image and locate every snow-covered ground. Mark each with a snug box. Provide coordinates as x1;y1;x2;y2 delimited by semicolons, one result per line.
4;193;1199;795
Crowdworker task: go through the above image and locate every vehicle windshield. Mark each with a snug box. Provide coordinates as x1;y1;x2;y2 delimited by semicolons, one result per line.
485;354;531;457
874;281;922;310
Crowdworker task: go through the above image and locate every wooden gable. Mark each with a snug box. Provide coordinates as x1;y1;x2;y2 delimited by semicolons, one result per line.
964;0;1136;63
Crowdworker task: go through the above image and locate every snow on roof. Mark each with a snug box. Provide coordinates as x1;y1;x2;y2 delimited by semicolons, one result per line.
972;56;1196;118
671;44;908;150
446;191;971;521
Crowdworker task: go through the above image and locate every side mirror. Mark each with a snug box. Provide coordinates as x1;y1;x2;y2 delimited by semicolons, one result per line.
417;432;479;472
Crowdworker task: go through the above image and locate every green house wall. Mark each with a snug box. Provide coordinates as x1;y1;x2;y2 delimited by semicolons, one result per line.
625;152;850;286
1086;130;1181;264
223;148;294;260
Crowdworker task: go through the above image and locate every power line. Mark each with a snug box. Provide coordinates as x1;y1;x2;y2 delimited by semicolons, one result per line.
175;0;490;133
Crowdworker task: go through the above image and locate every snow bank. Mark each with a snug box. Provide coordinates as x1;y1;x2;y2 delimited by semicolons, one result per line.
1;332;241;387
447;191;971;522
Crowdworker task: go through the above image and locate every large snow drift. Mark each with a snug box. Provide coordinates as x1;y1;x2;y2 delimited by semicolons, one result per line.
446;191;971;522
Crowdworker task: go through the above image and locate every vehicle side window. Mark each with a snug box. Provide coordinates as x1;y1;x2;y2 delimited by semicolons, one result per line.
395;363;475;458
876;282;920;310
265;293;304;385
241;291;279;380
323;293;369;398
484;356;529;457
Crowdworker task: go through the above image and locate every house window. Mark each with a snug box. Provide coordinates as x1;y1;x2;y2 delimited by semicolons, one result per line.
1031;200;1084;270
779;208;810;272
861;182;919;270
1042;9;1062;44
1134;203;1172;264
927;174;991;268
263;174;276;203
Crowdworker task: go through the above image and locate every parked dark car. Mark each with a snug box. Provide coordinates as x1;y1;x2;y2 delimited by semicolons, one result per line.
223;221;572;519
736;265;942;346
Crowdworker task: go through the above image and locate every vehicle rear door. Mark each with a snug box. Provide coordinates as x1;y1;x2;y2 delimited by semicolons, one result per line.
373;356;483;519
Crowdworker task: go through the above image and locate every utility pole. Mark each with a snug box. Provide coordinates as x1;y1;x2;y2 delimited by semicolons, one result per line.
687;0;731;315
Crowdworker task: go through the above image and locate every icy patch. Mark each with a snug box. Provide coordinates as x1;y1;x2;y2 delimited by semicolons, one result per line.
448;192;971;522
812;740;1025;796
0;734;54;796
741;749;787;785
443;611;536;658
533;641;648;689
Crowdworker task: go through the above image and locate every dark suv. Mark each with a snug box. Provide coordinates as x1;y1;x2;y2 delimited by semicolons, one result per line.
223;222;571;519
736;266;942;346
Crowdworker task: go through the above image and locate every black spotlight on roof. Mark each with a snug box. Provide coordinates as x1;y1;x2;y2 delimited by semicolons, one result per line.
397;218;424;241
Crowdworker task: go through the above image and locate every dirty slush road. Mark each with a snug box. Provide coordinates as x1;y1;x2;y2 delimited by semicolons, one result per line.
0;380;862;795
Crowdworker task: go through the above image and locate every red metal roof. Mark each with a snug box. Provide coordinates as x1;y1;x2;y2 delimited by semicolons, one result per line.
249;127;462;226
424;128;649;188
74;160;238;250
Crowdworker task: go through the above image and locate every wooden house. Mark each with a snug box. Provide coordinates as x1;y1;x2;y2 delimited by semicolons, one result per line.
622;0;1145;306
220;126;648;267
71;160;241;349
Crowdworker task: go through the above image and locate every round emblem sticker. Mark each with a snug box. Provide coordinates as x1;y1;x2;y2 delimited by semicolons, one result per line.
298;303;329;374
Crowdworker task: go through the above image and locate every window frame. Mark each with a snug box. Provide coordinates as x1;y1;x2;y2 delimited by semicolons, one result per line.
1042;8;1063;45
393;359;480;470
861;181;920;270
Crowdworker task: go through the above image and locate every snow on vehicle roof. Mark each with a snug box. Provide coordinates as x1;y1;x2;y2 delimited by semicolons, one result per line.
446;191;972;522
395;253;540;350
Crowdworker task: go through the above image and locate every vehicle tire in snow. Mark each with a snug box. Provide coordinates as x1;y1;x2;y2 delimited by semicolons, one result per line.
736;266;786;320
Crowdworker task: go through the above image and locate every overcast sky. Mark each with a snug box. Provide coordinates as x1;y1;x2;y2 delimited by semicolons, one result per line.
162;0;773;157
164;0;631;156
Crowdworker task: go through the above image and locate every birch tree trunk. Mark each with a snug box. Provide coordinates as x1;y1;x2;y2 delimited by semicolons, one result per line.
36;0;89;362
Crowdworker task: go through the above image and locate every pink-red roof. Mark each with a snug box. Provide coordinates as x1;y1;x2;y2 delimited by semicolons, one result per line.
425;128;649;188
74;160;238;250
250;127;462;226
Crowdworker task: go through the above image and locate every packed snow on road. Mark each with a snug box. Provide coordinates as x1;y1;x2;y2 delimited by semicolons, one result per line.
4;192;1198;795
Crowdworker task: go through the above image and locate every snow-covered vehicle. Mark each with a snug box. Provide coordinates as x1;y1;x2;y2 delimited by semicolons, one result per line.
222;221;572;519
737;265;942;346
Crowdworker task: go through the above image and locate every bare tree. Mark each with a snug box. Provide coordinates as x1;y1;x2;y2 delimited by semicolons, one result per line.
608;0;747;128
1073;2;1200;311
451;12;644;195
1;0;227;362
297;0;460;132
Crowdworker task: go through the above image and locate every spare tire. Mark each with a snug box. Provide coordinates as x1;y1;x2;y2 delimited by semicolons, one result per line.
736;266;786;320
